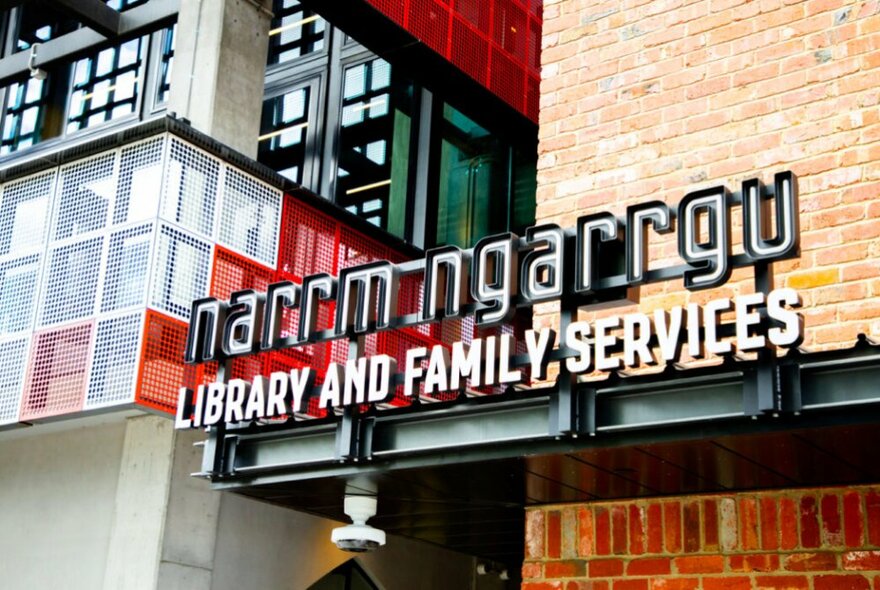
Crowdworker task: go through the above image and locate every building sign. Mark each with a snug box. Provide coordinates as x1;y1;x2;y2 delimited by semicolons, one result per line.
176;172;803;429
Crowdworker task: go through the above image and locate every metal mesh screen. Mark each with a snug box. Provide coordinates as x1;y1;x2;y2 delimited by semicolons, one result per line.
365;0;542;121
218;168;281;268
277;199;338;280
115;137;164;225
150;223;212;319
161;138;219;238
86;313;142;408
102;223;153;312
136;310;199;413
0;254;42;335
21;322;93;420
210;247;274;300
0;338;29;424
53;153;115;241
0;170;54;256
40;237;103;326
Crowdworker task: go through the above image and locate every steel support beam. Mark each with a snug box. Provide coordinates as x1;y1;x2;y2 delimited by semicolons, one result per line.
0;0;178;86
52;0;121;38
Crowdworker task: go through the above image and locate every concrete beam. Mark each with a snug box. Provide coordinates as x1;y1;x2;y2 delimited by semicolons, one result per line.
52;0;121;38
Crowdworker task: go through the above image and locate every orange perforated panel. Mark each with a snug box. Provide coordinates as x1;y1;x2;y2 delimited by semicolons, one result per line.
211;247;274;300
277;199;338;280
136;310;199;413
365;0;542;121
21;322;93;421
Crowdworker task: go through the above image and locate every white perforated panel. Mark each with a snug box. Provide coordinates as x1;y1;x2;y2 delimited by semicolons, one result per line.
53;152;116;241
102;223;153;312
22;322;93;420
0;254;42;335
150;223;212;319
86;313;143;408
0;170;55;257
0;338;28;424
161;138;219;238
40;237;103;326
115;137;165;225
218;168;281;268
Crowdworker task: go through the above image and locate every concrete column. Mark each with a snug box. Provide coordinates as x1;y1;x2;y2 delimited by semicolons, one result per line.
102;416;176;590
168;0;273;158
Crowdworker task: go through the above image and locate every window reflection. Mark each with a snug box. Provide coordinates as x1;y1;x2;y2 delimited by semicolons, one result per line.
336;58;413;238
68;39;145;133
1;78;49;155
259;85;312;185
268;0;326;65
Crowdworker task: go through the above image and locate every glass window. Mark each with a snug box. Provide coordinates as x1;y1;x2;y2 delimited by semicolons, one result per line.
268;0;326;65
13;5;78;52
105;0;150;11
157;25;176;104
335;58;414;238
1;78;49;155
434;104;508;248
67;38;145;133
259;85;312;185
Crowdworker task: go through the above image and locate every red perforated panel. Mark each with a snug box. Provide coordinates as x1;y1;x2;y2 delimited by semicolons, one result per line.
211;247;274;300
365;0;542;121
137;310;199;413
21;322;93;420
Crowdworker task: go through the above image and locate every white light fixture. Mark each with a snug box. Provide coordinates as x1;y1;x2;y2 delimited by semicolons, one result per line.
258;121;309;142
28;43;47;81
345;179;391;196
269;15;320;36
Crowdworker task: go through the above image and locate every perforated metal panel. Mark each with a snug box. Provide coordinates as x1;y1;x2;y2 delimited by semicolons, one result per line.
115;137;165;225
0;338;29;424
102;223;154;312
53;152;116;241
277;199;338;280
0;170;55;257
136;310;198;413
40;237;103;326
218;168;281;268
336;227;388;271
161;138;219;238
150;223;212;319
86;313;143;408
21;322;93;421
365;0;542;121
0;255;42;335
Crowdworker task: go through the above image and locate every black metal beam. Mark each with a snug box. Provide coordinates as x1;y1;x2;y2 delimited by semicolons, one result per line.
51;0;121;38
0;0;178;87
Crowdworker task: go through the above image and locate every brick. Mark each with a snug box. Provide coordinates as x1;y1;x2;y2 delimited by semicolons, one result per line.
549;511;562;558
524;583;563;590
674;555;724;574
801;496;821;548
704;499;719;551
596;508;612;556
527;510;546;559
590;558;625;578
579;508;595;557
612;506;628;555
843;551;880;570
740;498;760;550
627;557;671;576
646;503;663;553
720;497;738;551
567;583;609;590
754;575;809;590
814;575;872;590
703;578;752;590
614;581;649;590
546;560;586;578
761;497;780;550
822;494;843;547
866;492;880;546
844;492;865;548
664;502;682;553
683;501;700;553
523;562;543;579
786;268;839;289
730;553;781;572
783;552;838;571
650;581;698;590
629;505;645;555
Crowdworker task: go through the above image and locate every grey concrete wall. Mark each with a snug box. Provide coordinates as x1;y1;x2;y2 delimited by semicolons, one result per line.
0;419;126;589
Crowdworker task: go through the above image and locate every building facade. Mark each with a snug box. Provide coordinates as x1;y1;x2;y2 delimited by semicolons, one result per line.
0;0;879;589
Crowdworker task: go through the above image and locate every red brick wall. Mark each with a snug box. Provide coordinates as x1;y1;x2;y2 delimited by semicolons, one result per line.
536;0;880;351
523;486;880;589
